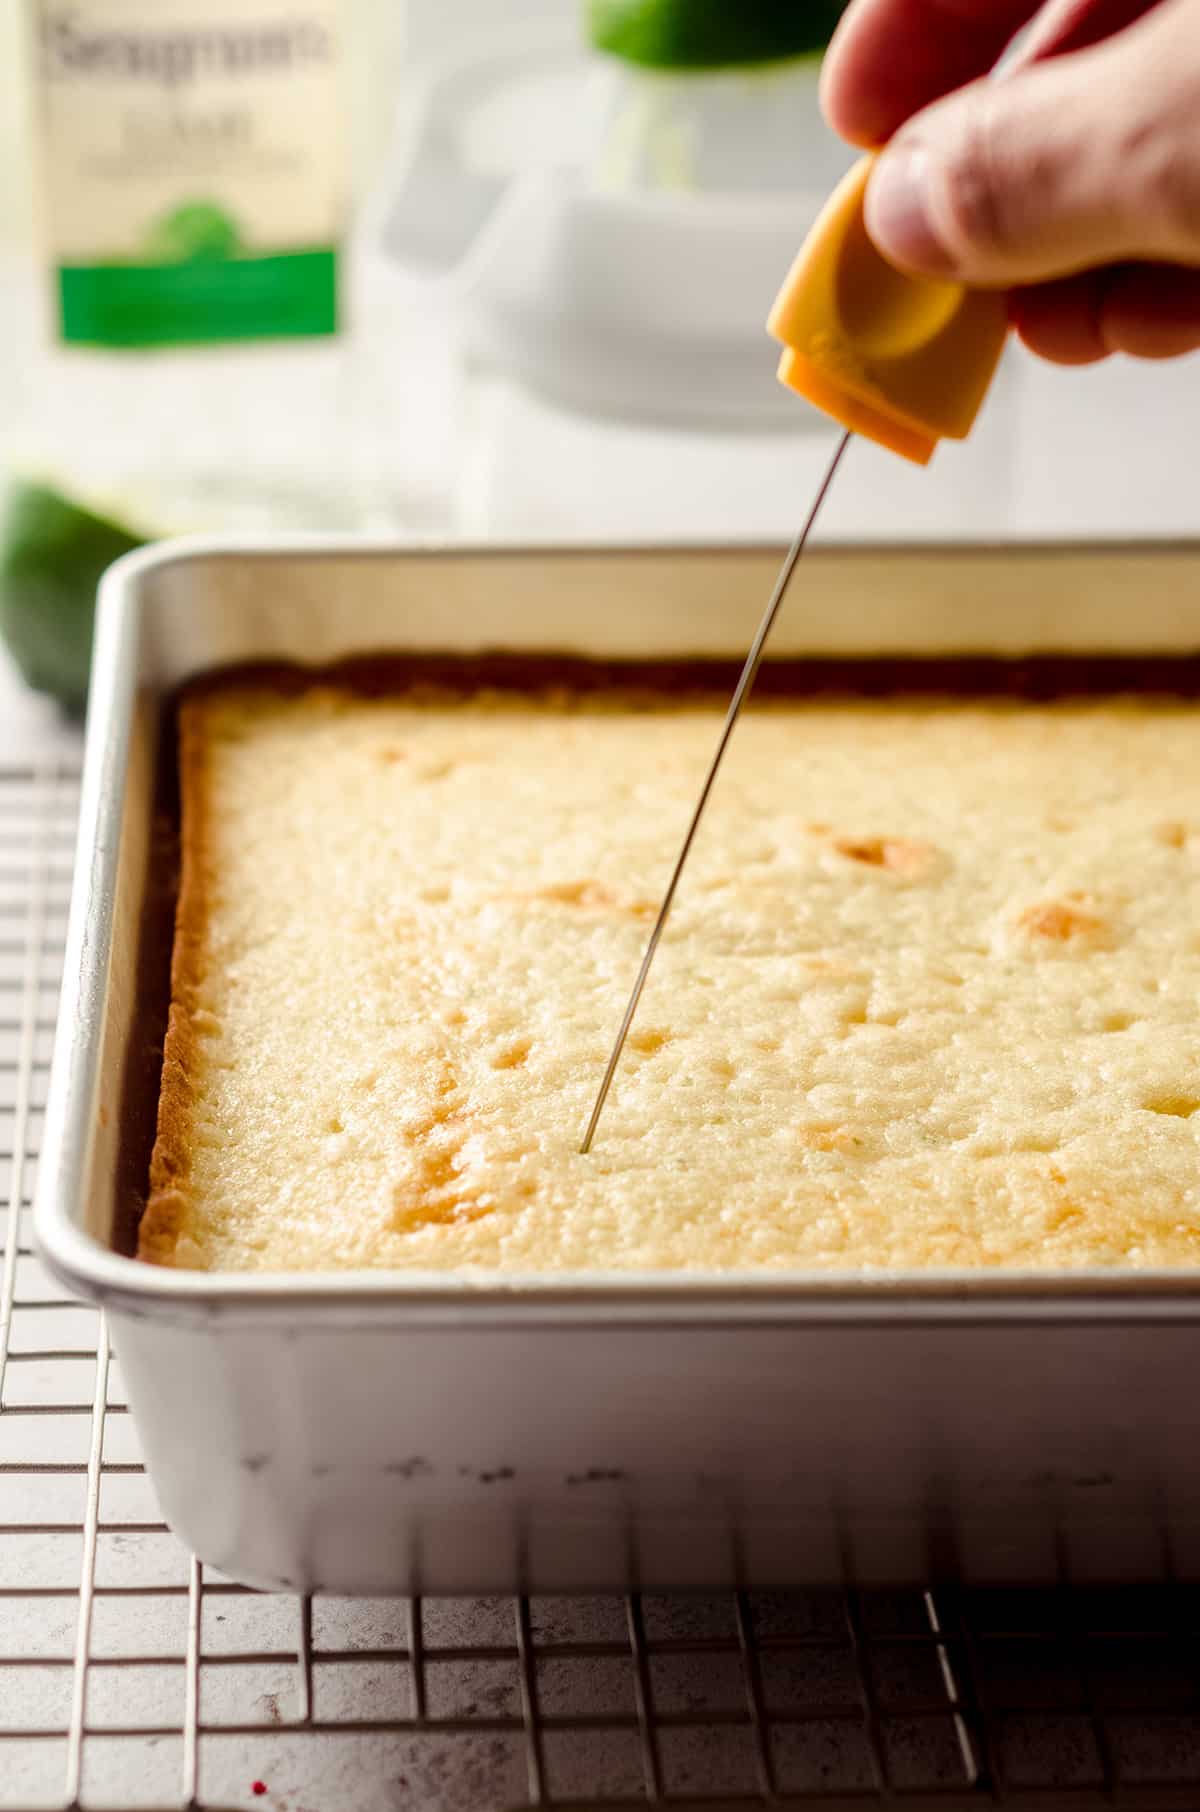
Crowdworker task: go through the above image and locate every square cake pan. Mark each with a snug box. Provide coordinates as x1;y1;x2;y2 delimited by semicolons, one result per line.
34;534;1200;1594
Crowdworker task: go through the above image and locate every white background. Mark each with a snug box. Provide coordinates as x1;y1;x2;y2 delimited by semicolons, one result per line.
2;0;1199;749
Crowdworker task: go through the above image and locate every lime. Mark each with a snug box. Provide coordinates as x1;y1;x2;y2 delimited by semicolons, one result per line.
0;481;148;714
586;0;848;69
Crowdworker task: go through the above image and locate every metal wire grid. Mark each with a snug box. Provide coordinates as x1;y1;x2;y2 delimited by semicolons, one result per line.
6;761;1200;1812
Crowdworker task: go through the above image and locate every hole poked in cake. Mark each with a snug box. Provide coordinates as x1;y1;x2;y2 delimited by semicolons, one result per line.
401;1063;462;1140
828;834;939;878
519;878;657;919
390;1137;496;1231
1043;1198;1087;1235
389;1060;506;1231
629;1027;671;1057
795;1123;862;1153
490;1036;532;1071
1143;1092;1200;1120
1011;896;1115;950
391;1126;536;1231
546;880;613;906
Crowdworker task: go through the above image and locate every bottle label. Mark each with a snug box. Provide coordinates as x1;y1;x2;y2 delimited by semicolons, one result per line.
32;0;345;345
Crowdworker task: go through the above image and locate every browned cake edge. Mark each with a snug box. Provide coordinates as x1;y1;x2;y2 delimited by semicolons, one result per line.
139;698;210;1265
141;651;1200;711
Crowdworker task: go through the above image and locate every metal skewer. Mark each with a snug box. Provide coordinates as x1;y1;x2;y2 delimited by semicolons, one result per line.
580;427;852;1154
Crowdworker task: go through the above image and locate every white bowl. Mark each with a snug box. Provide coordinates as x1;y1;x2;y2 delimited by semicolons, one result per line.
373;31;854;428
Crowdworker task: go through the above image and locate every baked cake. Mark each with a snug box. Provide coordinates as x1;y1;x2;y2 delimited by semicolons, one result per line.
141;674;1200;1273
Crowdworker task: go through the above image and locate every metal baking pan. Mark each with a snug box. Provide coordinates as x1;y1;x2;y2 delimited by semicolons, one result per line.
34;534;1200;1594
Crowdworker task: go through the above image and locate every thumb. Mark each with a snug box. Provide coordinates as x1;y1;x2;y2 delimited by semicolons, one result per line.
863;0;1200;286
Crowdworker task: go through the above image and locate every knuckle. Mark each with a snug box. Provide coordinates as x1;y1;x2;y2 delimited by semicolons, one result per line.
935;95;1022;264
1123;32;1200;256
1145;132;1200;255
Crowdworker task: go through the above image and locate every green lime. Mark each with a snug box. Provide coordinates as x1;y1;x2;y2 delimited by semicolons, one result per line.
0;481;148;714
585;0;848;69
142;201;242;263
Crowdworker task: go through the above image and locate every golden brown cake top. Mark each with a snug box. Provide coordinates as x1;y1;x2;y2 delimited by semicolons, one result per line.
142;678;1200;1273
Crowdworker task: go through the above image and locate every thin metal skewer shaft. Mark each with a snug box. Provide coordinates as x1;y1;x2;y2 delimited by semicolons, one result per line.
580;427;852;1154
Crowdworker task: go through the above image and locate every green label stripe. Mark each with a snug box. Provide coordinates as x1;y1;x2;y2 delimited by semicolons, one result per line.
58;248;338;347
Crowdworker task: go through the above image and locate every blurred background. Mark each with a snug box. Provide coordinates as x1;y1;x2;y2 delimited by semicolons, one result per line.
1;0;1198;731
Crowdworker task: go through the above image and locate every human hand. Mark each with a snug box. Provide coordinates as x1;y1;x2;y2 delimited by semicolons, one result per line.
820;0;1200;363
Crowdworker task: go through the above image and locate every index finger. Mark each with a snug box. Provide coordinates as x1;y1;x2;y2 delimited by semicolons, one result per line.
819;0;1038;146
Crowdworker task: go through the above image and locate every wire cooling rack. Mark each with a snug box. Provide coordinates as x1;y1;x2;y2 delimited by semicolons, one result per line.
6;758;1200;1812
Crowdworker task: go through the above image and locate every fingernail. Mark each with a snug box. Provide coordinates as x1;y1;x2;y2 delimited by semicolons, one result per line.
866;148;958;277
